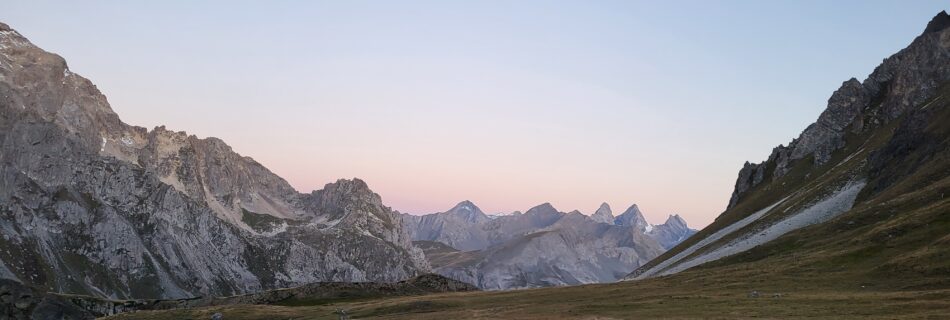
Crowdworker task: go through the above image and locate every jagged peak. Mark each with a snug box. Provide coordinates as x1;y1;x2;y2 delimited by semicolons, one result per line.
589;202;614;223
445;200;488;222
924;10;950;34
526;202;559;215
614;204;648;227
451;200;477;210
664;214;688;228
329;177;369;189
313;178;376;199
619;204;642;216
595;202;612;214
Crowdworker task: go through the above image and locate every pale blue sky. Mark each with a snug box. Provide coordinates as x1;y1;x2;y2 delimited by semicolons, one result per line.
4;1;946;226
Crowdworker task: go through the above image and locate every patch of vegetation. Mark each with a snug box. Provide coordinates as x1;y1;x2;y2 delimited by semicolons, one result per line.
240;208;286;233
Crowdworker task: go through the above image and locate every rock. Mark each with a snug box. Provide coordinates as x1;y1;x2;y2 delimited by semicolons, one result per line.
13;295;31;310
211;312;223;320
590;202;615;224
614;204;649;229
748;290;759;298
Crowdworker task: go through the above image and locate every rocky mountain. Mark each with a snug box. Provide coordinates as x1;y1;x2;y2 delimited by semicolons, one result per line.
629;11;950;281
613;204;649;229
399;201;490;251
0;22;429;300
402;201;695;289
645;214;694;250
589;202;614;224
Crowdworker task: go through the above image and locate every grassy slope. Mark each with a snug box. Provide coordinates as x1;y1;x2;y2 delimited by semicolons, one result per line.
412;240;482;269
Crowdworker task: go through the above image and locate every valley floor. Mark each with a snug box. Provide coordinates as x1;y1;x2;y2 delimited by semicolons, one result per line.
102;271;950;319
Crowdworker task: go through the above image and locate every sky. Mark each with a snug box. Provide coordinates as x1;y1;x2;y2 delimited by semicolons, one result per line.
3;1;947;227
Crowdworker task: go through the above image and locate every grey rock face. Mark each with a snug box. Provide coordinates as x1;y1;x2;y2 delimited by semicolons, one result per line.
401;201;491;251
0;22;427;300
613;204;648;229
590;202;614;224
728;11;950;208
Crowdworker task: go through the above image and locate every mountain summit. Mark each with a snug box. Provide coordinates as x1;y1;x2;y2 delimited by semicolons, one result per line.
590;202;615;224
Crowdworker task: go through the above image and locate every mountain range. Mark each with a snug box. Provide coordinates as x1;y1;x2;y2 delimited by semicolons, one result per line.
402;201;695;289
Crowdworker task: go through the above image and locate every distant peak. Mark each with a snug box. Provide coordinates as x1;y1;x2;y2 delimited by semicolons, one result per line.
452;200;477;210
614;204;647;227
665;214;687;228
332;178;368;188
924;10;950;34
620;204;642;216
590;202;614;223
316;178;374;197
447;200;486;222
527;202;558;214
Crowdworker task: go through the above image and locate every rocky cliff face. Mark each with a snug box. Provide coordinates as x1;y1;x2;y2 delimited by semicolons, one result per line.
403;201;695;289
632;11;950;280
613;204;649;229
0;22;427;300
590;202;614;224
400;201;491;251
